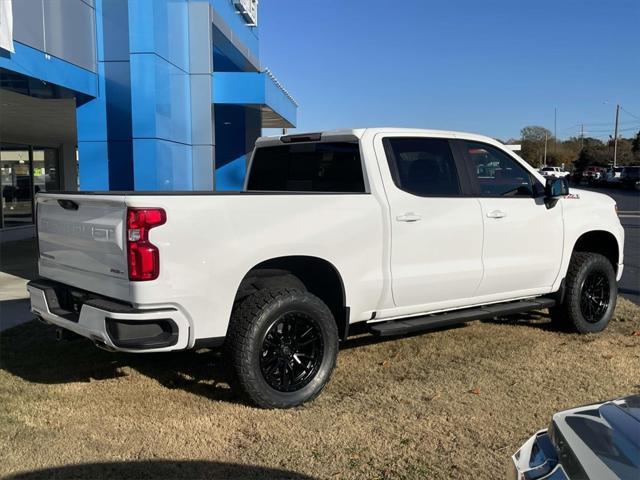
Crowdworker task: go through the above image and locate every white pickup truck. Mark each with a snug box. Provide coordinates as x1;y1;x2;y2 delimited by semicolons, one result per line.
539;166;570;179
28;128;625;408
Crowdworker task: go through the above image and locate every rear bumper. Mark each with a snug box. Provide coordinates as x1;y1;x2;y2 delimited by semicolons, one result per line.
27;280;190;353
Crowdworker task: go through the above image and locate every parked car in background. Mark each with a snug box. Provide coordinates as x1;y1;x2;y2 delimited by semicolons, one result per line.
510;395;640;480
539;166;570;179
605;166;625;185
620;166;640;190
582;166;606;185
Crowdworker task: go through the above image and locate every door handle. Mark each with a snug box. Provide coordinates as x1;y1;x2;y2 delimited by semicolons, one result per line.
396;212;422;222
486;210;507;219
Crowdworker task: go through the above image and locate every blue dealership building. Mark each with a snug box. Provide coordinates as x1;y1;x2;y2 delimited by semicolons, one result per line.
0;0;297;239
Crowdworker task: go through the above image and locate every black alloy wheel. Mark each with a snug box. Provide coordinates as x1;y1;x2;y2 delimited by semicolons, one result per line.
580;270;611;323
551;252;617;333
225;287;338;408
259;312;324;392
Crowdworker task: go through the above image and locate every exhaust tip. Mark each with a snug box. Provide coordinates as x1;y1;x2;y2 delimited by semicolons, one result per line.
92;338;117;352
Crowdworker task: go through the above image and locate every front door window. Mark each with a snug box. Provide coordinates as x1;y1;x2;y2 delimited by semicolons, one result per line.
463;141;537;197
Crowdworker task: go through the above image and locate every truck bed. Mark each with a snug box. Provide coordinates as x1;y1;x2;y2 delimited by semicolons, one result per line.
34;191;385;343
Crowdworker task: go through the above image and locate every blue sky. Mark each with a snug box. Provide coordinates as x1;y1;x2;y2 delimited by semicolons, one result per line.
259;0;640;141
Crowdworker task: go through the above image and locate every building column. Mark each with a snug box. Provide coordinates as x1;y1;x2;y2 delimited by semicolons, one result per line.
77;0;134;191
128;0;217;191
189;0;215;190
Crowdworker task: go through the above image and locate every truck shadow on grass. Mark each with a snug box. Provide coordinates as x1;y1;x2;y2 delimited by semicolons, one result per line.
5;460;316;480
0;320;239;404
479;310;560;330
0;312;560;405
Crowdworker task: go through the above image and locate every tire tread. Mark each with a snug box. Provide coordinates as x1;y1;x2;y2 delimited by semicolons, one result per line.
225;287;337;408
556;252;616;333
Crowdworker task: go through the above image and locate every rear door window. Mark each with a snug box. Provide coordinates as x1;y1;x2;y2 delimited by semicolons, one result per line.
246;142;365;192
383;137;462;196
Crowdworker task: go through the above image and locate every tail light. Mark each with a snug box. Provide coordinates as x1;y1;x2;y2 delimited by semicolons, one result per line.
126;208;166;281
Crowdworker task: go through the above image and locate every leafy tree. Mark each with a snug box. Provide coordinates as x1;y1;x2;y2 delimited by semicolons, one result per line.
509;126;640;168
573;139;609;169
613;138;635;165
519;126;554;167
545;145;577;169
521;126;553;142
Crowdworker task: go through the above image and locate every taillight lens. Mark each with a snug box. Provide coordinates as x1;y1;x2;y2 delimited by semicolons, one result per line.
126;208;166;281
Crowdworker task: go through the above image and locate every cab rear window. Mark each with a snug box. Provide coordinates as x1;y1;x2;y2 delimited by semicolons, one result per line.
246;142;365;193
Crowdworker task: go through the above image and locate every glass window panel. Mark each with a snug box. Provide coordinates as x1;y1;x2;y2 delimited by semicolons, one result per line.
463;141;535;197
1;145;33;227
32;147;61;194
247;142;365;192
384;137;461;196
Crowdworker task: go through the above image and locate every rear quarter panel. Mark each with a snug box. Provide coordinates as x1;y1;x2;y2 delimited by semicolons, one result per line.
125;193;387;343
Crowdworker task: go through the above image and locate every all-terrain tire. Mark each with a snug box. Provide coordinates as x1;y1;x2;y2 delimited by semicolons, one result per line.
225;288;338;409
552;252;617;333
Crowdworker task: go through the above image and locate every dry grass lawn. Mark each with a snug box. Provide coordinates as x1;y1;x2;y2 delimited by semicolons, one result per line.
1;298;639;479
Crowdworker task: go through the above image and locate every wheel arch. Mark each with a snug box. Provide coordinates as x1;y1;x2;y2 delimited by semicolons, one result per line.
235;256;349;340
571;230;620;272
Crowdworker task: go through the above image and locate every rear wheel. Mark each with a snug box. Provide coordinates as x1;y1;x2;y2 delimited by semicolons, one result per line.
225;287;338;408
551;252;617;333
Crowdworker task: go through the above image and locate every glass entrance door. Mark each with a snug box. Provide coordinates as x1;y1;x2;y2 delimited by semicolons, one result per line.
1;144;33;228
33;147;61;195
1;143;61;229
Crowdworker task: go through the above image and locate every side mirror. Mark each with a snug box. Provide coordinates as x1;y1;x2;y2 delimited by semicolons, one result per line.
545;177;569;199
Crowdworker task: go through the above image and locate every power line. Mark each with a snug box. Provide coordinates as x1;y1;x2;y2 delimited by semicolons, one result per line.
621;106;640;121
580;120;640;126
558;120;639;132
581;125;640;133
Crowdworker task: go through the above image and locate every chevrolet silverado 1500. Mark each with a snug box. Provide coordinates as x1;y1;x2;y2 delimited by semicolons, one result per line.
28;128;625;408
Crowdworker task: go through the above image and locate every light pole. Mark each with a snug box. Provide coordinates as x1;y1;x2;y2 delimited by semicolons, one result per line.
613;104;620;167
554;107;557;151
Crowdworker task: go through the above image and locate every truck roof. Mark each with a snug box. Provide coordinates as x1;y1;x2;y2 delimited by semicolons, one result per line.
255;128;504;147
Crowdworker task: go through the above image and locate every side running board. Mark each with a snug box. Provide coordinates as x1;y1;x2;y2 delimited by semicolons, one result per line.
369;298;556;337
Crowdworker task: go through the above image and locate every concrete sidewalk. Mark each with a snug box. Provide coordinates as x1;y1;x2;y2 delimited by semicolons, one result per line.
0;239;38;332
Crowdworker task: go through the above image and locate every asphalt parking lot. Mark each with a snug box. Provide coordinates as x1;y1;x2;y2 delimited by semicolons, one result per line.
579;185;640;305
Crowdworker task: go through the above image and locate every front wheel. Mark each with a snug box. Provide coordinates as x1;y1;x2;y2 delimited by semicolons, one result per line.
552;252;617;333
225;287;338;408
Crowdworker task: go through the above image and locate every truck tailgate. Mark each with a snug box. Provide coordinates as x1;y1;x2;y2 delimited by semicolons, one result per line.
36;194;130;299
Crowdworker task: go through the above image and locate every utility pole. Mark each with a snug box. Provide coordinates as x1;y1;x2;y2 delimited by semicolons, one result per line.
543;132;548;167
613;104;620;167
554;107;557;151
580;124;584;149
